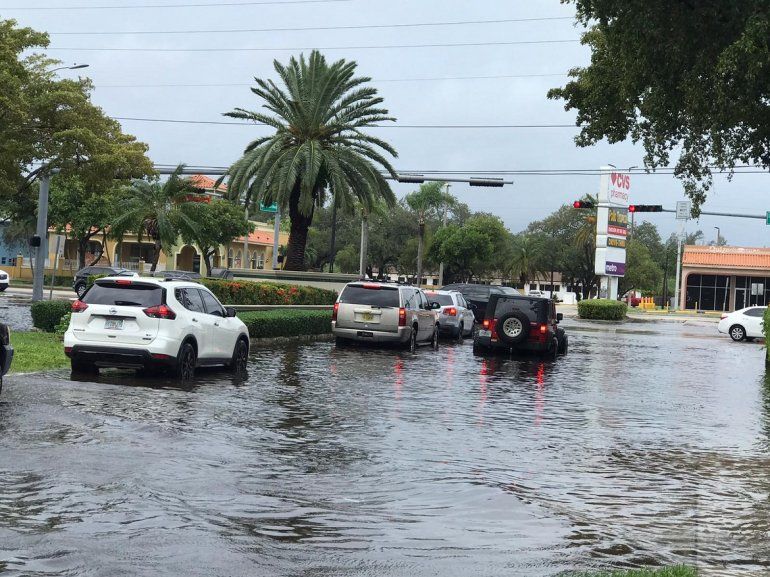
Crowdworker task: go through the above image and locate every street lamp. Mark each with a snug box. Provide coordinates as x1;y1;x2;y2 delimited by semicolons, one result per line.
714;226;721;245
49;63;90;73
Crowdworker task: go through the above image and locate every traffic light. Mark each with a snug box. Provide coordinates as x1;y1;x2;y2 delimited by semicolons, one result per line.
628;204;663;213
573;200;595;209
469;178;505;188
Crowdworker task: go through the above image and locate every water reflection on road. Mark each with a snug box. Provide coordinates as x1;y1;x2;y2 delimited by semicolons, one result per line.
1;320;769;576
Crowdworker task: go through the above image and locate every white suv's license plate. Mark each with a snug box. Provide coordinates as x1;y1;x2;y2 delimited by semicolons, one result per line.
478;329;491;338
104;319;124;330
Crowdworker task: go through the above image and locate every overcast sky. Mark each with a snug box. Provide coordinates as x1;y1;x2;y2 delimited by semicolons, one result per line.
4;0;769;246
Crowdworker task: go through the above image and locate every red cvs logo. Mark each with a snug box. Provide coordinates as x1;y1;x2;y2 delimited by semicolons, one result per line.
610;172;631;190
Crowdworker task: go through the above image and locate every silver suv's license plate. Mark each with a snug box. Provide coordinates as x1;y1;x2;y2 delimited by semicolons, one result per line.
478;329;491;337
357;331;374;338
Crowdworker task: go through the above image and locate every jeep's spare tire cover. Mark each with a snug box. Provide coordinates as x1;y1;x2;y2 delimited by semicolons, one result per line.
496;310;530;344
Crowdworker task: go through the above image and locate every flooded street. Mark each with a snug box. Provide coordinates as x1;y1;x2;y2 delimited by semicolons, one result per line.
1;319;769;576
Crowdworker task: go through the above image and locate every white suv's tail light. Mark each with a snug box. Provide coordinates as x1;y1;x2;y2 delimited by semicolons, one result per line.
71;300;88;313
143;304;176;320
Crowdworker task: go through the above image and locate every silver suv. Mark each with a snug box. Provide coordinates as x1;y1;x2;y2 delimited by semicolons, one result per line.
332;281;440;352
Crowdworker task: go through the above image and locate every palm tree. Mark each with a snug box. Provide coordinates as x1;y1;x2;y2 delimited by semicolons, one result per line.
405;181;453;287
509;234;547;290
222;51;398;271
112;164;199;272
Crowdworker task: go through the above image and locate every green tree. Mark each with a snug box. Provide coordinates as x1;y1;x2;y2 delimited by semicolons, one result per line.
527;204;597;298
548;1;770;212
429;214;511;283
405;181;453;286
0;18;152;230
222;51;398;271
509;234;548;288
619;240;663;296
112;165;200;272
180;199;253;276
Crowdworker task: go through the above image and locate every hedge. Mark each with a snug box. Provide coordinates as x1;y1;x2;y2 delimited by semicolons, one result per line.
31;300;72;333
577;298;627;321
201;279;337;306
238;310;332;339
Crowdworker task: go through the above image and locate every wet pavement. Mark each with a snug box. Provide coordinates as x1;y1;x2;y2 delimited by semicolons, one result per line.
0;295;32;331
1;319;769;576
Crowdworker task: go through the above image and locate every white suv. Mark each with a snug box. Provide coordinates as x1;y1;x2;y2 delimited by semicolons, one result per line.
64;277;250;380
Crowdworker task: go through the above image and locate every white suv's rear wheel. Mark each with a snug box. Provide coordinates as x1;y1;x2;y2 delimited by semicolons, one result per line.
174;343;196;381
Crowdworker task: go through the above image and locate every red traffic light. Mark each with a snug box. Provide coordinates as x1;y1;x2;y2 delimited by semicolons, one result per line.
573;200;595;209
628;204;663;213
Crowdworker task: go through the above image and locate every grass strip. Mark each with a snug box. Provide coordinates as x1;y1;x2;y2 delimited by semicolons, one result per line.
571;566;697;577
8;332;68;374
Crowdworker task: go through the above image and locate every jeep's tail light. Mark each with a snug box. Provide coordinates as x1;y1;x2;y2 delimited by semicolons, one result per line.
332;302;339;322
539;323;548;334
482;319;490;329
398;307;407;327
143;304;176;320
71;300;88;313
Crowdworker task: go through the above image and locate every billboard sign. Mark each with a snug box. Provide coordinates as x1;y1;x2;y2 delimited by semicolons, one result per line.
595;167;630;278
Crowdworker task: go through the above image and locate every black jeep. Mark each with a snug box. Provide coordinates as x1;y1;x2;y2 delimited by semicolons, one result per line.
473;294;567;359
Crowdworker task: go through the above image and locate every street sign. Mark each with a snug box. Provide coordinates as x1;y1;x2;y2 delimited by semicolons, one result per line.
676;201;691;220
259;202;278;213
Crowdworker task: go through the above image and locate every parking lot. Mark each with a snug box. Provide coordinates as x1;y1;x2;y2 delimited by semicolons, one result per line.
1;319;769;576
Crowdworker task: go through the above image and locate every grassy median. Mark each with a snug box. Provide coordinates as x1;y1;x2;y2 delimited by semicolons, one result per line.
8;332;69;374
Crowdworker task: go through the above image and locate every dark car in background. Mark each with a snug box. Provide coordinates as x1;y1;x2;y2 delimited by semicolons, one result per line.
473;294;567;359
152;270;203;280
1;322;13;394
72;266;136;298
440;283;520;323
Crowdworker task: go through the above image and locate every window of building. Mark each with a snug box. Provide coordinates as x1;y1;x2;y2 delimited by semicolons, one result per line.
735;276;770;309
1;258;5;264
686;274;731;311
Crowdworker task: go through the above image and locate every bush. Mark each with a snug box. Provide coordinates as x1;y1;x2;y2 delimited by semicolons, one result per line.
202;279;337;306
55;312;72;337
31;300;72;332
577;298;627;321
238;310;332;339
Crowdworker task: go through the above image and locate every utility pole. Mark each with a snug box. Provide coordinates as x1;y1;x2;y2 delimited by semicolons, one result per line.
674;220;685;310
32;168;59;302
359;209;369;278
242;206;249;269
271;206;281;270
437;183;450;287
328;196;338;273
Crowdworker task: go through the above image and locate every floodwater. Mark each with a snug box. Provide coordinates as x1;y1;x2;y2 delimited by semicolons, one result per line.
1;319;769;576
0;296;32;331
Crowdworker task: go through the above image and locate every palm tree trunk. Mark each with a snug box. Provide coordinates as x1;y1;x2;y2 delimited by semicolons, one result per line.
150;240;162;272
416;218;425;287
285;184;315;271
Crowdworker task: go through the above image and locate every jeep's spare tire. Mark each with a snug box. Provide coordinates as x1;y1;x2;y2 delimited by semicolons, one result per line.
496;311;530;344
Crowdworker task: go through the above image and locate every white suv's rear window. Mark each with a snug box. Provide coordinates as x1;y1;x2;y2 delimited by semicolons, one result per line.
83;282;163;307
339;285;400;307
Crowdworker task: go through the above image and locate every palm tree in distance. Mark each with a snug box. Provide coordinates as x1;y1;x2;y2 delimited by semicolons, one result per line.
222;51;399;271
405;181;454;287
509;234;548;291
112;164;199;272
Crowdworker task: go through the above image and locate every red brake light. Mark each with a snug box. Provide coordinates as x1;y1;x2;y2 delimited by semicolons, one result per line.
143;304;176;319
482;319;490;329
398;307;407;327
362;283;381;290
446;307;457;316
115;279;132;285
71;300;88;313
540;323;548;334
332;302;339;321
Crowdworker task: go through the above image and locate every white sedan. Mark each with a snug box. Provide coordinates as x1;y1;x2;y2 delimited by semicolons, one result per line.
718;306;767;341
0;269;9;291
